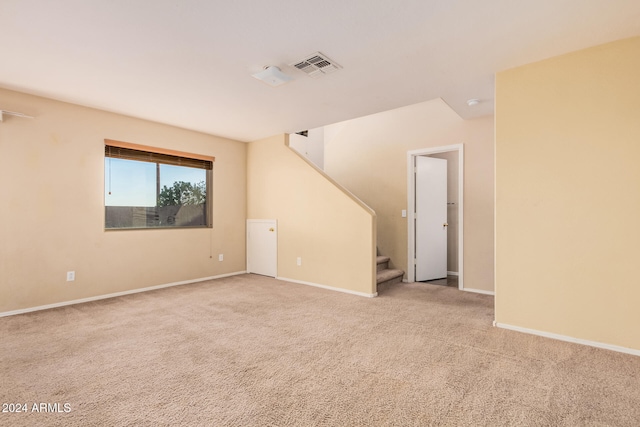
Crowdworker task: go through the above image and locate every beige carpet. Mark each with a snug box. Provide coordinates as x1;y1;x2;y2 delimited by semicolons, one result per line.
1;274;639;426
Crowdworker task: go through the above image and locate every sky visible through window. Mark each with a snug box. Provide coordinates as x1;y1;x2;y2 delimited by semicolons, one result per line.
105;158;206;207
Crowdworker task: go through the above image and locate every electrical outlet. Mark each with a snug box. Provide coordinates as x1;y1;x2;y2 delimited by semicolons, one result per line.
296;257;302;266
402;209;407;218
66;271;75;282
218;254;224;261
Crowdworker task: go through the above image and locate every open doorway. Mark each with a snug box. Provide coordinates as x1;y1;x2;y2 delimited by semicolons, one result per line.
407;144;464;290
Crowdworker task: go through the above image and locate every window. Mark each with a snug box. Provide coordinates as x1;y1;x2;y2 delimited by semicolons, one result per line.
104;140;213;229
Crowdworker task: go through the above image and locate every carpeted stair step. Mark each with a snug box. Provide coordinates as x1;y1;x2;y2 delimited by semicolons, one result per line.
376;255;390;272
376;268;404;290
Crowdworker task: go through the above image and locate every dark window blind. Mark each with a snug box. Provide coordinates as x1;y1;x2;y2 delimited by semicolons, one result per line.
105;145;213;170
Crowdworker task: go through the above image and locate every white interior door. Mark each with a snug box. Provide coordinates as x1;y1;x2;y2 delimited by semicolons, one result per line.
247;219;277;277
415;156;447;281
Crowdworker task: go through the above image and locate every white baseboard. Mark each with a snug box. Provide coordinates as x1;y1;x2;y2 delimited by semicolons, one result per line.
495;322;640;357
462;287;494;296
276;276;377;298
447;271;459;276
0;271;248;318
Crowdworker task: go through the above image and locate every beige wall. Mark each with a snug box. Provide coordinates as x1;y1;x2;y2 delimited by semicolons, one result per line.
324;99;494;292
0;88;247;313
289;127;324;169
495;37;640;350
247;134;376;295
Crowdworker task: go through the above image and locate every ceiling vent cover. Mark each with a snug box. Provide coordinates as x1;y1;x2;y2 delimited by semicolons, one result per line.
291;52;341;78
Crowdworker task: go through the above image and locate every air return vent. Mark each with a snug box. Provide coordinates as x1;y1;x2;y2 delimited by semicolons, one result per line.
291;52;341;78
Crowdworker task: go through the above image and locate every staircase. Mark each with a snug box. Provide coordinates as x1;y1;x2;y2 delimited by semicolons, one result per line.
376;255;404;292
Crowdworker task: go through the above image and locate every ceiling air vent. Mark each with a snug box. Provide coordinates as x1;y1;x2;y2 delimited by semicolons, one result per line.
291;52;341;78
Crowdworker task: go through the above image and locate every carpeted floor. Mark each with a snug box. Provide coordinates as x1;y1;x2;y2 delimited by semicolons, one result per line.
1;274;639;426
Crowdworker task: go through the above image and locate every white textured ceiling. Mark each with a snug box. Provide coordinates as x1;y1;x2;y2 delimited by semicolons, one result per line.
1;0;639;142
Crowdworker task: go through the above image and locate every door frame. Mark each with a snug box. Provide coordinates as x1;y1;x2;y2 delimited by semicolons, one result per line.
407;144;464;289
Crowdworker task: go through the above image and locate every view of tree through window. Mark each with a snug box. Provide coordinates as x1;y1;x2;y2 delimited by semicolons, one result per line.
158;180;206;207
104;143;213;229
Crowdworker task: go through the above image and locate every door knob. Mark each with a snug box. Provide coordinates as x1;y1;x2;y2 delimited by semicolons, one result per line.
269;228;274;232
443;223;448;228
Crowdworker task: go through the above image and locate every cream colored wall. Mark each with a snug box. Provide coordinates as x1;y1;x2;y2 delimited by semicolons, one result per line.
495;37;640;350
0;88;247;313
288;127;324;169
324;99;494;292
247;134;376;295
